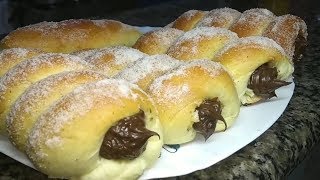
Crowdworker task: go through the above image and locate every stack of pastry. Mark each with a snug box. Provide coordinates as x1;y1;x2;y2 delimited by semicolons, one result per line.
0;8;306;179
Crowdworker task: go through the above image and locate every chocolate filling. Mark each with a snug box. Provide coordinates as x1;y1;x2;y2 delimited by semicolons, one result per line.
193;98;227;140
248;64;291;99
99;110;159;160
293;34;307;62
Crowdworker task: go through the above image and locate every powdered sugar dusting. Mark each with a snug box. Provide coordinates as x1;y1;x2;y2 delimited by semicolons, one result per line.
28;79;143;150
72;49;101;59
215;36;287;58
115;54;183;83
149;60;224;104
0;53;89;94
0;48;29;59
197;8;241;28
151;28;184;46
179;10;203;21
85;46;146;73
263;14;308;58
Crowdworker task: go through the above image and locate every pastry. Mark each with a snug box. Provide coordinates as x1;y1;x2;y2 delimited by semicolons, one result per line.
149;60;240;144
214;36;294;104
0;48;43;77
115;54;182;90
167;10;207;31
6;70;107;151
27;79;163;179
263;14;308;61
196;7;241;29
133;28;184;55
229;8;275;37
0;19;142;53
84;46;146;76
167;27;238;60
0;53;90;134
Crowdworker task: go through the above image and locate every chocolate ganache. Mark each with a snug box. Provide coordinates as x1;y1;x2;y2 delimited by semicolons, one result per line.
193;98;227;140
248;63;291;99
99;110;159;160
293;34;308;62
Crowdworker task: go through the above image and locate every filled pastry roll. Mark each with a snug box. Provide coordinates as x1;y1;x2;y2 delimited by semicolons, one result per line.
0;53;90;134
27;79;163;180
84;46;146;76
6;70;107;151
263;14;308;61
0;19;142;53
0;48;43;77
133;28;184;55
229;8;275;37
167;27;238;60
196;8;241;29
115;54;182;91
149;60;240;144
167;10;207;31
214;36;294;104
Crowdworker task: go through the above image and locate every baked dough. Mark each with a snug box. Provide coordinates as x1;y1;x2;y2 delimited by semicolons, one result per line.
84;46;146;76
0;19;142;53
0;48;43;77
27;79;163;179
115;54;182;90
6;70;107;151
167;27;238;60
167;10;207;31
214;36;294;104
133;28;184;55
149;60;240;144
0;53;90;134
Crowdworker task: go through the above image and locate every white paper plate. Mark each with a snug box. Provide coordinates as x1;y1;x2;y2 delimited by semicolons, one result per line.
0;27;295;179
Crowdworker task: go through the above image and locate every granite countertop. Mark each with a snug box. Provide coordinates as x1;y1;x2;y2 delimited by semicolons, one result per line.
1;0;320;179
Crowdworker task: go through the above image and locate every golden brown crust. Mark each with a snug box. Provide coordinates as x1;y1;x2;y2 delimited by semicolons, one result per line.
263;14;308;60
0;19;142;53
170;10;207;31
133;28;184;55
229;8;275;37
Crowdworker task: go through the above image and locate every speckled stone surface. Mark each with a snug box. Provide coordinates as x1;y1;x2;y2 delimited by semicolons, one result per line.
0;0;320;180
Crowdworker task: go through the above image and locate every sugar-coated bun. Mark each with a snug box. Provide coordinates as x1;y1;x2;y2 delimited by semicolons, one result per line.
230;8;275;37
168;10;207;31
84;46;146;76
0;19;142;53
0;53;90;134
167;27;238;60
197;8;241;29
115;54;183;90
27;79;163;179
6;70;107;152
0;48;43;77
149;60;240;144
133;28;184;55
214;36;294;104
263;14;308;61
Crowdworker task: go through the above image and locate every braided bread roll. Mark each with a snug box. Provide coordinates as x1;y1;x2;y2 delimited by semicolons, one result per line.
26;79;163;179
0;53;90;134
149;60;240;144
167;8;307;60
115;54;182;90
0;48;43;77
6;70;107;152
0;19;142;53
83;46;146;76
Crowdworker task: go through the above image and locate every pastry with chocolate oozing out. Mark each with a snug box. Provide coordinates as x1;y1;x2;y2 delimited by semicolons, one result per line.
149;60;240;144
263;14;308;62
214;36;294;105
26;79;163;180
